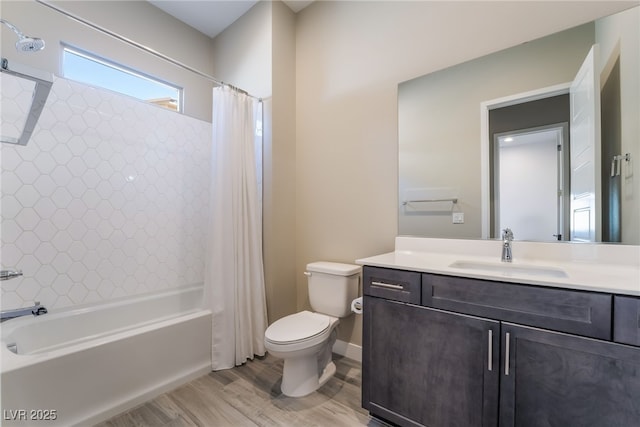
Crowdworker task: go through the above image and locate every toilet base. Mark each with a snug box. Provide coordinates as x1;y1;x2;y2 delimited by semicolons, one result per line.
267;319;340;398
280;358;337;397
318;361;336;388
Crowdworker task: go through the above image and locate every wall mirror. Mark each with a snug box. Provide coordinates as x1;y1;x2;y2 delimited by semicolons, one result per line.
398;6;639;244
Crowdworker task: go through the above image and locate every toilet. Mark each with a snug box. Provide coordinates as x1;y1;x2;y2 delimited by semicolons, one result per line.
264;261;361;397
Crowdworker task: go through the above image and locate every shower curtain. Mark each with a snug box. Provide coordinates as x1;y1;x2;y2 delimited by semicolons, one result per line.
205;86;267;370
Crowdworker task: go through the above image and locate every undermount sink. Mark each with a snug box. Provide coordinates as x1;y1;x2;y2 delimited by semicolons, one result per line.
449;260;568;278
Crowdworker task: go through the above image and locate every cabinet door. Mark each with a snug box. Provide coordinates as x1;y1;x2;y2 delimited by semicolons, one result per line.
363;296;500;427
500;323;640;427
614;295;640;346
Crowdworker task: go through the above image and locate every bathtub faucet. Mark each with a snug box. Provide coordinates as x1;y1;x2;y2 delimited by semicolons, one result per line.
0;301;48;322
1;269;23;281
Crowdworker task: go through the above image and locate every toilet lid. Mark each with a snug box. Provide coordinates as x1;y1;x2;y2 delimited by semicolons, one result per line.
265;311;331;344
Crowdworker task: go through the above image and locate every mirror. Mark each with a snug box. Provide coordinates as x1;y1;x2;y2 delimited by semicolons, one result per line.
398;6;639;244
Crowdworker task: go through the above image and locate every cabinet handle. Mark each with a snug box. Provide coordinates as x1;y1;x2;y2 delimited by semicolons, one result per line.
488;330;493;371
504;332;511;376
371;281;404;290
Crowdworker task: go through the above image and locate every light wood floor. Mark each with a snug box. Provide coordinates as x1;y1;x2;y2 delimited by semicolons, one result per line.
95;354;387;427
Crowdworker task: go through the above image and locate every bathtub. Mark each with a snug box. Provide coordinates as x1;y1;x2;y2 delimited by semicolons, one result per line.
1;285;212;426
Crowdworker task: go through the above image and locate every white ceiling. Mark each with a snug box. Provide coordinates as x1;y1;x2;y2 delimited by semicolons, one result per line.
148;1;313;39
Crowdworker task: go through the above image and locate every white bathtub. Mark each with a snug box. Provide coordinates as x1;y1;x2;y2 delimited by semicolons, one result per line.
1;285;212;426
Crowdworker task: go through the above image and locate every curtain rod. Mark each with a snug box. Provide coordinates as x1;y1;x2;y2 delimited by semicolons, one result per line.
34;0;262;101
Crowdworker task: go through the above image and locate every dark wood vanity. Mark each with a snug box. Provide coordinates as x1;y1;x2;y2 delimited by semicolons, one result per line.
361;265;640;427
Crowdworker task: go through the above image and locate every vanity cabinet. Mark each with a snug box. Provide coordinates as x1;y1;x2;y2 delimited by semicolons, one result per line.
362;266;640;427
614;295;640;346
363;296;499;427
500;323;640;427
422;273;612;340
363;266;421;304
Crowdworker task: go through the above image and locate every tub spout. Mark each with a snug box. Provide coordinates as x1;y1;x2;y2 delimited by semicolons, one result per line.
0;301;47;321
1;269;23;280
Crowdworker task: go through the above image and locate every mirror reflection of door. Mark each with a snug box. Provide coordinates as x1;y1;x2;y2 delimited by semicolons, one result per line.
488;94;571;240
494;125;568;241
569;44;601;242
488;44;615;243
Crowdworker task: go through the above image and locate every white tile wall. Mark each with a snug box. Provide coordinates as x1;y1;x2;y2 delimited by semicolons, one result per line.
0;74;36;142
1;75;211;310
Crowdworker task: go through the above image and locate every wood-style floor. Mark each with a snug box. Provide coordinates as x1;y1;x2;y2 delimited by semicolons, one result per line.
95;354;387;427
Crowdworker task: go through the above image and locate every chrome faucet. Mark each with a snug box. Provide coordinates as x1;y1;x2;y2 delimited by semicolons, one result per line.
1;269;23;281
501;228;514;262
0;268;47;321
1;301;47;322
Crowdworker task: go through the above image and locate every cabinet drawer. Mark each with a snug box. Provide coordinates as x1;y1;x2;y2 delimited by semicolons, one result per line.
422;274;612;340
614;296;640;346
363;266;421;304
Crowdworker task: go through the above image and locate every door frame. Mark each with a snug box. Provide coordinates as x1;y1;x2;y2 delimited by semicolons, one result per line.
480;83;571;239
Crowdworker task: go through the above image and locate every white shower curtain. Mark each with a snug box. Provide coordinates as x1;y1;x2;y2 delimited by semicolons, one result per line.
205;86;268;370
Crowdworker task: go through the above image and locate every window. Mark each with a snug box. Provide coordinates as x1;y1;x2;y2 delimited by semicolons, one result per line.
62;46;182;112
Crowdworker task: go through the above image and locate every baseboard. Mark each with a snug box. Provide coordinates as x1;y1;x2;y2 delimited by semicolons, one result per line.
333;339;362;362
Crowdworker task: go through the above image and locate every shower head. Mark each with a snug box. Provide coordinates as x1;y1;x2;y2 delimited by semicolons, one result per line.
15;37;46;52
0;18;45;52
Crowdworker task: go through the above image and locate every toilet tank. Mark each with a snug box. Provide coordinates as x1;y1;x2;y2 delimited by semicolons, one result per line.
306;262;361;318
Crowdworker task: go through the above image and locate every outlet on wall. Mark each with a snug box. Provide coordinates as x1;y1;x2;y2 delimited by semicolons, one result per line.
452;212;465;224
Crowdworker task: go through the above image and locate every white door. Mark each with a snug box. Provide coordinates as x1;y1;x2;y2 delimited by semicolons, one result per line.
570;45;601;242
496;127;564;241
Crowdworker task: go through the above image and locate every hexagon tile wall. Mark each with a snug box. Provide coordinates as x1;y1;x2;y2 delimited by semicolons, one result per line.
1;75;211;311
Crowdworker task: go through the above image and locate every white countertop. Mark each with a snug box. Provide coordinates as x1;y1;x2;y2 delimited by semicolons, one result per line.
356;237;640;296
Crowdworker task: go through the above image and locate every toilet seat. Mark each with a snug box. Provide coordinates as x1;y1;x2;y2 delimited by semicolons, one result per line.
265;311;334;346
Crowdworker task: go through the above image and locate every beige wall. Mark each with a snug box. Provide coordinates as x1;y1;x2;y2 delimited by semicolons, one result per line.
1;0;215;121
210;1;272;98
268;1;298;323
211;1;298;324
294;1;636;346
